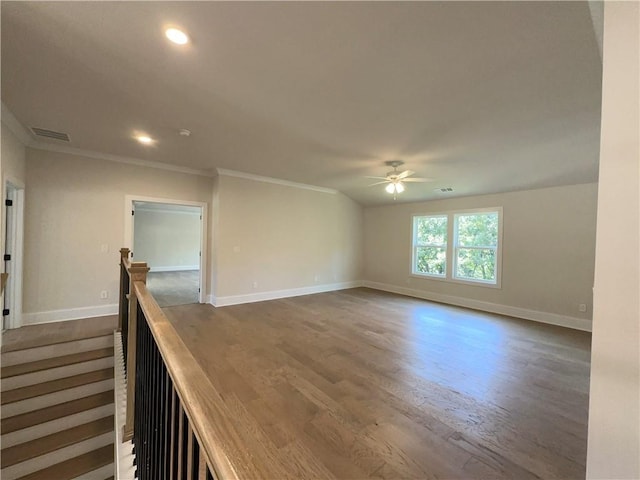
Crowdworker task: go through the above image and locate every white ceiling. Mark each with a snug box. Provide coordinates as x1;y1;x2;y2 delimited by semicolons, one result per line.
1;1;602;206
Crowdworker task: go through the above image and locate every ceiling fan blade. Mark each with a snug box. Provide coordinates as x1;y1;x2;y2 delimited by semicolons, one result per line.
368;181;390;186
396;170;415;180
364;176;390;180
403;177;434;183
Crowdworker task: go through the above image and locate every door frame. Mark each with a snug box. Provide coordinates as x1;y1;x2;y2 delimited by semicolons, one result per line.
3;178;25;330
124;195;207;304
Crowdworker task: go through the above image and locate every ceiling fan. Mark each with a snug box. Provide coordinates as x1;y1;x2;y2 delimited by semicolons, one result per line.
366;160;432;198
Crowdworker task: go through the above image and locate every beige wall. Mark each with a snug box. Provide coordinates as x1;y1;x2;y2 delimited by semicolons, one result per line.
133;208;201;270
363;183;598;328
1;122;27;188
24;148;213;319
587;2;639;478
214;175;363;302
1;121;27;258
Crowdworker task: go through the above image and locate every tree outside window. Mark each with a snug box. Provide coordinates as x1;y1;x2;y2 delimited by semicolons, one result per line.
454;212;499;283
412;208;501;287
413;215;447;277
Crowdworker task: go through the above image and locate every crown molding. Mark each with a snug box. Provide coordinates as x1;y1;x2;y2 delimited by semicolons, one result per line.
2;104;336;189
30;142;214;177
1;103;213;177
1;102;35;146
216;168;338;194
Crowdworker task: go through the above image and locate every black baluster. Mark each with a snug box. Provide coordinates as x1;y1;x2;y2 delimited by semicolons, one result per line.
191;431;200;480
163;368;172;479
181;410;189;480
172;390;180;480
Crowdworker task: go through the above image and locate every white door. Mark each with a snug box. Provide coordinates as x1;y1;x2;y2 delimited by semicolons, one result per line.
3;182;24;330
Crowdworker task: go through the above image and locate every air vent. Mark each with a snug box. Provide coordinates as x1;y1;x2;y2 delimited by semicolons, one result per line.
30;127;70;142
436;187;454;193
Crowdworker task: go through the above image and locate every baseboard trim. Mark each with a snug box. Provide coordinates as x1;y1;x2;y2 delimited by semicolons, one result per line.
362;280;592;332
212;281;363;307
149;265;199;272
22;304;119;325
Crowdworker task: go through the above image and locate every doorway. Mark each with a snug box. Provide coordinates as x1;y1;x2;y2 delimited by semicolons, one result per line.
3;181;24;330
125;196;207;307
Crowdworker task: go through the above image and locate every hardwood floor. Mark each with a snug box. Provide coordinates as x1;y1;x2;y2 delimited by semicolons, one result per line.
1;316;118;352
146;270;199;307
163;288;591;479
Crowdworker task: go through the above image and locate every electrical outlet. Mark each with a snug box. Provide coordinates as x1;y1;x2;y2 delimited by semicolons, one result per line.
314;275;319;282
100;290;109;299
578;303;587;312
252;281;258;289
100;244;109;253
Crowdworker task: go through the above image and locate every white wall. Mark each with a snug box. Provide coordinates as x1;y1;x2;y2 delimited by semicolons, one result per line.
586;2;640;478
133;208;201;271
363;183;598;330
213;174;363;305
23;148;213;323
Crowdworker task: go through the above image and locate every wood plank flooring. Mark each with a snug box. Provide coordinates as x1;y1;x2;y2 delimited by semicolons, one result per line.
1;316;117;353
146;270;199;307
162;288;591;479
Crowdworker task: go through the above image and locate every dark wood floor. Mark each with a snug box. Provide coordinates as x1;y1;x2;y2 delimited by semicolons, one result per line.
163;288;591;479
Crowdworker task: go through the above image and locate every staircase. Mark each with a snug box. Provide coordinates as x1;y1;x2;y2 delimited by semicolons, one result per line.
1;333;116;480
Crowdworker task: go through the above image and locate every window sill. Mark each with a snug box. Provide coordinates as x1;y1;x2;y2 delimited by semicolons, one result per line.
410;273;501;289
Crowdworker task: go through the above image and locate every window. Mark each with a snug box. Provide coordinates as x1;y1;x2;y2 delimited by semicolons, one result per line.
412;208;502;287
453;212;499;284
412;215;447;277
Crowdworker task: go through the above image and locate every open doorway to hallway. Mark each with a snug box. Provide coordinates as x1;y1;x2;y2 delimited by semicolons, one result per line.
132;201;203;307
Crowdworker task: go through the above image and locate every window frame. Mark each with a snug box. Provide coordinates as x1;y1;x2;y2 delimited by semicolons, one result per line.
411;207;503;288
411;214;448;278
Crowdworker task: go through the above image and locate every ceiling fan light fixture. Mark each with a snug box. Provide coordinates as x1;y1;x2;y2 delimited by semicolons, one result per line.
385;182;405;194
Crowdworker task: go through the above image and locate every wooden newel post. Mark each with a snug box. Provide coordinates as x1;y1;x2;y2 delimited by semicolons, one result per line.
123;261;150;442
117;248;131;332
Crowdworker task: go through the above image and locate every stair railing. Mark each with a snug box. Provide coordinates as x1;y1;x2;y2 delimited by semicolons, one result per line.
118;249;265;479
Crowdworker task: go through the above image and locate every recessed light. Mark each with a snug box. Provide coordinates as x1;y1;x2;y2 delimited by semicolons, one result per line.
136;135;154;145
165;28;189;45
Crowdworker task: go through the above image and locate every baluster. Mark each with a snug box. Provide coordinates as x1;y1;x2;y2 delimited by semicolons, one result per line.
170;388;179;480
181;410;189;479
186;423;195;479
177;403;185;479
163;367;173;479
191;430;200;480
144;313;153;479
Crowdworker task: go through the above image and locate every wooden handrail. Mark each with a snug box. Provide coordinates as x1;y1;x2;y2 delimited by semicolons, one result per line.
118;249;287;479
133;281;241;479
